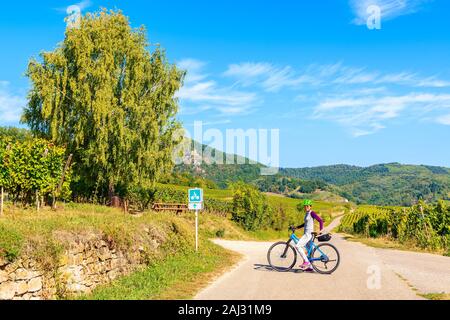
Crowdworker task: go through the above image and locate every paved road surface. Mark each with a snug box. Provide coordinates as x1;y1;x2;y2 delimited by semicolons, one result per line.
195;219;450;300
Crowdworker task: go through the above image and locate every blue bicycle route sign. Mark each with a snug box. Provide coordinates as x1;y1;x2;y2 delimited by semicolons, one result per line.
188;188;203;204
188;188;204;252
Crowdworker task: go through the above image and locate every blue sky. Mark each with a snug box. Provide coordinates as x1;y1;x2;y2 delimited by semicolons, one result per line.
1;0;450;168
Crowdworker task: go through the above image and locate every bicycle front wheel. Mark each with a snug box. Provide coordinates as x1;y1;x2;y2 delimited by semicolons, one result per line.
310;243;340;274
267;241;297;272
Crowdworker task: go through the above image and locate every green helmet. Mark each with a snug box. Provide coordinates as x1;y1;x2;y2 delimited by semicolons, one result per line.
303;199;313;206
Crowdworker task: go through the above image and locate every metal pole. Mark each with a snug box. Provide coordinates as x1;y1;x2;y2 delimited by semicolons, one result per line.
195;210;199;252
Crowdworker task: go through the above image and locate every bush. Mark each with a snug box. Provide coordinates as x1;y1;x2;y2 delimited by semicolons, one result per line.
204;198;232;217
215;229;225;238
0;225;24;261
0;137;72;206
340;201;450;252
231;182;272;231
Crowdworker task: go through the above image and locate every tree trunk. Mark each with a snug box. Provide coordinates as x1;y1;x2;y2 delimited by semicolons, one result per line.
108;181;115;206
1;186;4;216
36;190;40;212
52;153;73;211
123;199;128;214
52;191;57;211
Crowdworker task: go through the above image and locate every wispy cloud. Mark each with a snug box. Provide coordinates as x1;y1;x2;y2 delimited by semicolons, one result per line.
178;59;450;136
436;114;450;126
349;0;431;25
223;61;450;90
0;82;26;125
177;59;259;116
224;63;273;80
313;93;450;136
223;63;317;92
54;0;93;13
223;60;450;136
72;0;92;10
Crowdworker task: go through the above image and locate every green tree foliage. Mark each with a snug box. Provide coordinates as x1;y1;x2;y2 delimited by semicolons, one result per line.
0;127;33;143
255;175;327;194
177;163;263;189
0;138;11;192
22;9;185;201
161;172;218;190
0;138;71;205
231;182;272;231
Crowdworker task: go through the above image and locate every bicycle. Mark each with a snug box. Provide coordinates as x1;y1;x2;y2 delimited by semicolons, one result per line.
267;226;340;274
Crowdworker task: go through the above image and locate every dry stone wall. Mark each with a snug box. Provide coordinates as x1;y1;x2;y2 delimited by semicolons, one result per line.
0;231;153;300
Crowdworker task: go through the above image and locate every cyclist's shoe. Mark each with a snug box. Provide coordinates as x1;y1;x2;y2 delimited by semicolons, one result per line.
300;262;312;270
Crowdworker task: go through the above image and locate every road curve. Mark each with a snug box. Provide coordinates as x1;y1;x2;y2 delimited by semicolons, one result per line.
195;232;450;300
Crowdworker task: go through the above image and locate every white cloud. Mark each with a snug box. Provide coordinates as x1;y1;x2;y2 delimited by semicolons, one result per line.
54;0;93;14
436;114;450;125
178;81;256;107
223;61;450;93
0;82;26;125
180;58;450;135
177;59;259;116
224;63;273;79
313;93;450;136
178;58;208;83
75;0;92;10
349;0;431;25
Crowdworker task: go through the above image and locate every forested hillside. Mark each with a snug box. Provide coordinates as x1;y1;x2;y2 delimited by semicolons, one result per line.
281;163;450;206
176;144;450;206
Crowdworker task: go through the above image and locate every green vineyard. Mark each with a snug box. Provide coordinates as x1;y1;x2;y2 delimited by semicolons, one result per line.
339;205;394;234
339;202;450;253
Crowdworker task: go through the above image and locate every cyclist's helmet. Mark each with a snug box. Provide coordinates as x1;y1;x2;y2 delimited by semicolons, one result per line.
303;199;313;206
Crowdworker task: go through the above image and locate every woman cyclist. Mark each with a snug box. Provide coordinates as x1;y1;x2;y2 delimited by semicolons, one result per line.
293;199;324;270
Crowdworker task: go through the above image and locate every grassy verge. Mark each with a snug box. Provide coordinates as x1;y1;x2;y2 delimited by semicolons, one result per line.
80;240;240;300
420;293;450;300
0;203;197;263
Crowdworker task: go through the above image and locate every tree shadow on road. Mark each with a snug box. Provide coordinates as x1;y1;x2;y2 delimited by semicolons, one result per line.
253;264;318;274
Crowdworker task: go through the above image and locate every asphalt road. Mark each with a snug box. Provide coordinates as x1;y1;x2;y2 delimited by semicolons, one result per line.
195;218;450;300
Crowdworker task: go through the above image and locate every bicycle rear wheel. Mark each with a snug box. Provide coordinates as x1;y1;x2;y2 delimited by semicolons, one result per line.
310;243;340;274
267;241;297;272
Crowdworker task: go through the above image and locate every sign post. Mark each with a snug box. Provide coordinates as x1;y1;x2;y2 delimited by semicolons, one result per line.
188;188;203;252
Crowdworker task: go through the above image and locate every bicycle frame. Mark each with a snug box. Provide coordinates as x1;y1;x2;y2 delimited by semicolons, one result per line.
286;233;328;262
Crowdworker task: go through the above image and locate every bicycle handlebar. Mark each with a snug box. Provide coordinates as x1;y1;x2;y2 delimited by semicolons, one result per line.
288;225;324;237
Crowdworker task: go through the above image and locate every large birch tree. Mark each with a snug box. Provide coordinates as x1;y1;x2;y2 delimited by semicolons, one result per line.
22;9;185;202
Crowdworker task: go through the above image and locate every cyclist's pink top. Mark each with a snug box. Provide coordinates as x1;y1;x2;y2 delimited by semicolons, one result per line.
310;211;324;231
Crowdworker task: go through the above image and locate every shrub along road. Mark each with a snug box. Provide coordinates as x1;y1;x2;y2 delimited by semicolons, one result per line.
195;218;450;300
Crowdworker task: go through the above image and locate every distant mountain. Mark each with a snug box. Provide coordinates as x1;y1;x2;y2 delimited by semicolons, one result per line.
280;163;450;206
176;140;450;206
174;139;265;188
